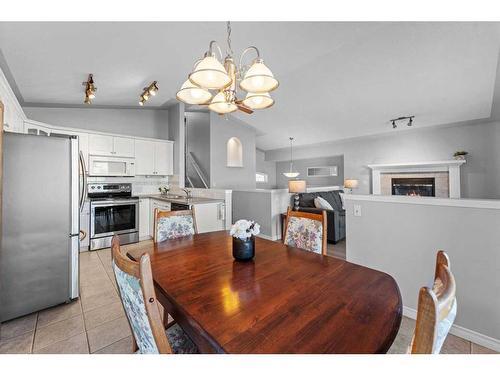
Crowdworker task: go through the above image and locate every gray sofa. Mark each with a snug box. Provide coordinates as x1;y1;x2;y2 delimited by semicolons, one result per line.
296;190;346;243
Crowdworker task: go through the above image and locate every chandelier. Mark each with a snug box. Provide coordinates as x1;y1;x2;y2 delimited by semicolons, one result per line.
283;137;300;178
176;22;278;115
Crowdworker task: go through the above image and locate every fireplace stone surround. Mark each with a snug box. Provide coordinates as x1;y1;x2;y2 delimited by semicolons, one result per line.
368;160;466;198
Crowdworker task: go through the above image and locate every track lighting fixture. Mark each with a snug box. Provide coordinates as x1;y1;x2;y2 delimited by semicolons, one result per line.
139;81;159;106
390;116;415;129
82;74;97;104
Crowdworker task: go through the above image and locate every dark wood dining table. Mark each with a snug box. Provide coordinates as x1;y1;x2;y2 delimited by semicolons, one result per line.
127;231;402;354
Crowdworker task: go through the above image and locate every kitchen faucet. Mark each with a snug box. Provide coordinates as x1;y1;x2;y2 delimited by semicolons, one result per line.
182;188;192;199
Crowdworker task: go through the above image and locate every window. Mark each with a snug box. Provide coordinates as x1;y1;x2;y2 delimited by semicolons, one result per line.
256;172;268;183
227;137;243;167
307;166;338;177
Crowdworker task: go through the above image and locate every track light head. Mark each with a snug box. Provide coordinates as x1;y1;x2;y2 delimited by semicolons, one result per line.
392;120;396;129
408;117;413;126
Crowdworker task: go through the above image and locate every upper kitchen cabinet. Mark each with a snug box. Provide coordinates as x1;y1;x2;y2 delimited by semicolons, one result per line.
1;68;26;133
135;139;173;176
89;134;134;157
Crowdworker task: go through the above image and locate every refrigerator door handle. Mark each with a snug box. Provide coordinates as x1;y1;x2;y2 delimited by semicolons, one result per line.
79;151;87;212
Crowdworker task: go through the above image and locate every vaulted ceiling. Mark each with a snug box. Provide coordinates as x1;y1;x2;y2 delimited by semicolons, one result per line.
1;22;500;150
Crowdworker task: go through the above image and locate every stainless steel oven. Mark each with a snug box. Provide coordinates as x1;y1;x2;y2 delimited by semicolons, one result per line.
88;183;139;250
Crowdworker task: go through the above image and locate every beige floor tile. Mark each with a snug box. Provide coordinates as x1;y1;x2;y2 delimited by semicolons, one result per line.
80;270;111;287
34;332;89;354
388;316;415;354
81;287;120;312
37;300;82;328
471;342;498;354
440;334;471;354
94;335;135;354
33;315;85;351
84;301;125;330
87;316;132;353
0;331;34;354
81;279;115;299
0;313;37;340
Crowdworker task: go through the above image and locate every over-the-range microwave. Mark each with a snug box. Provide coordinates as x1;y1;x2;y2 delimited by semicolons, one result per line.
88;155;135;177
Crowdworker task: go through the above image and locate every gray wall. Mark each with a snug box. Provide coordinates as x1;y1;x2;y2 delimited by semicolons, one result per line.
275;155;344;188
209;113;256;190
265;120;500;199
167;103;185;187
232;191;273;237
256;149;277;189
185;111;211;184
345;197;500;346
23;106;169;139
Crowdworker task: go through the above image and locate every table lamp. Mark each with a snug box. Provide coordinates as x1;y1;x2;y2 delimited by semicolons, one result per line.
288;180;307;210
344;178;359;194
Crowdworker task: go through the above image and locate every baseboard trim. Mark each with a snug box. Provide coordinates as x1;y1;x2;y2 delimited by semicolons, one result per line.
403;306;500;352
256;233;279;241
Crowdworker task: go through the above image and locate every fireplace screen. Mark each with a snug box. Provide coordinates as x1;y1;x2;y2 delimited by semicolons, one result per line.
391;177;435;197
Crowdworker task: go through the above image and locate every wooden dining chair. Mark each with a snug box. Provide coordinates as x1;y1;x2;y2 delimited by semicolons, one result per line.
410;250;457;354
153;209;197;243
111;236;199;354
283;207;327;255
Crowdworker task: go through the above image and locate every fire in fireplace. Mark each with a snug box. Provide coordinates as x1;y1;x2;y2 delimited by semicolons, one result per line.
391;177;436;197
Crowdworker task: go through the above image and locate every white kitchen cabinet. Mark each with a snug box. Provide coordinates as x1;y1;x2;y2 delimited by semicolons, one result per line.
89;134;134;157
149;199;171;237
135;139;173;176
155;141;173;175
135;139;156;175
139;198;151;240
194;202;225;233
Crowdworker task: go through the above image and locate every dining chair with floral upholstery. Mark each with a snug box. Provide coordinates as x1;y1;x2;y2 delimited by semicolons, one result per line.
153;209;197;243
111;235;199;354
283;207;327;255
410;250;457;354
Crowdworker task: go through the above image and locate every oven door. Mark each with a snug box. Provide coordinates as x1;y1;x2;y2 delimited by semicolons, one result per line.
90;199;139;239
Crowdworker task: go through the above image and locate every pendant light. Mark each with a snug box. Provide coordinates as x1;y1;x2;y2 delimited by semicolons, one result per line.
240;59;279;93
242;92;274;110
283;137;300;178
208;91;238;114
176;79;212;105
189;54;231;90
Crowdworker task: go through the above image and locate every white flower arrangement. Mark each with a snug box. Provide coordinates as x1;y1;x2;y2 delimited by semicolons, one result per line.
230;219;260;240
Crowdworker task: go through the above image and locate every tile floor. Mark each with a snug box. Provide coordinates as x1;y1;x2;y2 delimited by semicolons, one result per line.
0;239;497;354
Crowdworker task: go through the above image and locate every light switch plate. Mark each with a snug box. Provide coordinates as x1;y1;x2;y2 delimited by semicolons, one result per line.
354;204;362;217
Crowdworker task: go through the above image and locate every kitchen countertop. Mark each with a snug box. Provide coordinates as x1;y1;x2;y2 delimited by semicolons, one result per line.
137;194;224;205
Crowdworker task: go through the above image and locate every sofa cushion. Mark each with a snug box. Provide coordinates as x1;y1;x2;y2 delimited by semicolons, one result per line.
314;197;333;210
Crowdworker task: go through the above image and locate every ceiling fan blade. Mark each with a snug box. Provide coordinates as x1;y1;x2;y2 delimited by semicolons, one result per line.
237;104;253;114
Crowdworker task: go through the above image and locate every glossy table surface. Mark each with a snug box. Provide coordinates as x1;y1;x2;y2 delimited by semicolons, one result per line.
127;231;402;353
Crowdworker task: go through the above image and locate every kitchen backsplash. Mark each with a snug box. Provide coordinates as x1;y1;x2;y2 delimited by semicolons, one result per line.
87;175;169;195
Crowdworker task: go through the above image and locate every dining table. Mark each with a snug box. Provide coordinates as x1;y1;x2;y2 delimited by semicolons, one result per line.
126;231;402;354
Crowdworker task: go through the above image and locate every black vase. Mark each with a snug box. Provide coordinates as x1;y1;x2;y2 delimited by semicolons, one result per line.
232;236;255;261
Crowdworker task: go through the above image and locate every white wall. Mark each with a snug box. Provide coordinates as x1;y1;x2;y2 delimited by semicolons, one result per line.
186;111;211;184
344;196;500;350
167;103;185;188
23;106;169;139
210;113;257;190
265;120;500;199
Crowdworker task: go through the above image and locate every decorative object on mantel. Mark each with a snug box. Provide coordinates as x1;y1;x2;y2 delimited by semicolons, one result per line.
176;21;278;115
139;81;159;106
82;74;97;105
288;179;307;210
283;137;300;178
344;178;359;194
230;220;260;261
453;151;468;160
390;115;414;129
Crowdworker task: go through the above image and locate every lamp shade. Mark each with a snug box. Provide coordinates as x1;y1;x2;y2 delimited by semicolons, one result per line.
176;79;212;105
189;56;231;90
208;91;238;114
344;179;359;189
240;60;279;93
242;92;274;110
288;180;306;193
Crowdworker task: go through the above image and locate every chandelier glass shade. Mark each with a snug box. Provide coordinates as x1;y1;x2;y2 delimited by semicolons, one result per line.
242;92;274;109
176;79;213;105
176;22;278;115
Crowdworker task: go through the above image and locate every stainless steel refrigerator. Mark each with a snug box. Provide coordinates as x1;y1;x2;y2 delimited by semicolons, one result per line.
1;132;80;322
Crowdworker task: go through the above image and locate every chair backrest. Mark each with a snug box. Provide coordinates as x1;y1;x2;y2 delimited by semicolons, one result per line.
411;250;457;354
153;209;197;243
283;207;327;255
111;236;172;354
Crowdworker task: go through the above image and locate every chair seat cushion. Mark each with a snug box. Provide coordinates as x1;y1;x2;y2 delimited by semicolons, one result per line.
166;323;199;354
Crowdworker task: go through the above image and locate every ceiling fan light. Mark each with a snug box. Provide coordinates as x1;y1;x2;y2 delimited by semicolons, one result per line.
208;91;237;114
240;59;279;93
176;79;212;105
189;56;231;90
242;92;274;110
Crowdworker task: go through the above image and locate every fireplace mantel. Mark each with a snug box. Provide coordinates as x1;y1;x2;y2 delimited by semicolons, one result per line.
368;160;466;198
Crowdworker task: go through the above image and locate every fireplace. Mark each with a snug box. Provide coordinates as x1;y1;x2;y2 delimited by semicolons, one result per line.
391;177;435;197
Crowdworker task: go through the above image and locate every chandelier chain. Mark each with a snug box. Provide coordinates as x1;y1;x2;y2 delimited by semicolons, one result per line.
226;21;234;57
